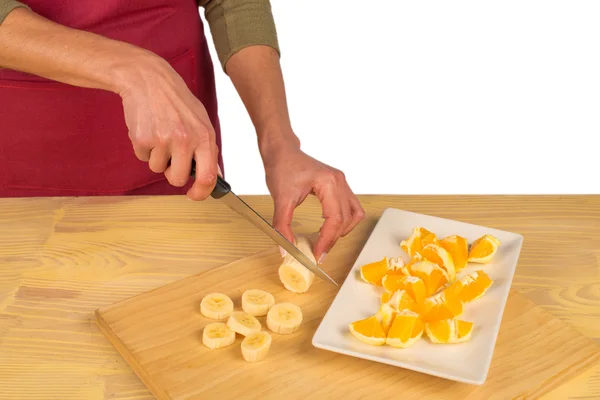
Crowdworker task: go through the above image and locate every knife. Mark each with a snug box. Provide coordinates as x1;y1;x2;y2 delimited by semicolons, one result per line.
190;162;338;286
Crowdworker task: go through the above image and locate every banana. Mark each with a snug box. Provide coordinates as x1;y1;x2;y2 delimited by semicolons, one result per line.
266;302;303;334
242;289;275;316
226;311;262;336
202;322;236;349
278;235;317;293
240;331;272;362
200;293;234;320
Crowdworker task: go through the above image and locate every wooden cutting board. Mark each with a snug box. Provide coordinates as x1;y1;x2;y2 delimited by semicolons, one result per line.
96;246;600;400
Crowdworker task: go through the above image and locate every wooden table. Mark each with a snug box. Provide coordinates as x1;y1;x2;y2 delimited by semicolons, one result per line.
1;195;599;399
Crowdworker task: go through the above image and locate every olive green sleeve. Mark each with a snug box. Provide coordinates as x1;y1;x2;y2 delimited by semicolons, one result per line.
198;0;280;72
0;0;30;24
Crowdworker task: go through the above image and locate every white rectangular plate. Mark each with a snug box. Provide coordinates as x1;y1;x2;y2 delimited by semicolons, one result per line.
312;208;524;385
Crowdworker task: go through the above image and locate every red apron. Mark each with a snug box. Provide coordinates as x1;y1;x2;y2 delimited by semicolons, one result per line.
0;0;223;197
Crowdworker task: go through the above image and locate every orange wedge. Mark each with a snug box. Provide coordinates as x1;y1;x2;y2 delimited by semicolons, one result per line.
421;290;464;322
425;319;473;344
385;310;424;348
440;235;469;272
421;244;456;281
421;232;439;247
381;290;393;304
360;257;388;285
468;234;501;264
408;260;450;296
446;270;493;303
400;227;434;257
386;290;418;312
385;257;408;275
375;303;397;334
349;315;386;346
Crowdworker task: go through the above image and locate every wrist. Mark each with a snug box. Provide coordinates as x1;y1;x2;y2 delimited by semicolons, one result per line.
109;48;169;95
258;127;301;164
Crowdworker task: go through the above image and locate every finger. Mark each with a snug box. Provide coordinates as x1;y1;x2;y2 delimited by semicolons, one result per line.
186;142;219;201
164;147;192;187
313;183;345;264
338;188;353;237
344;189;365;236
272;198;296;257
148;146;170;173
132;144;151;162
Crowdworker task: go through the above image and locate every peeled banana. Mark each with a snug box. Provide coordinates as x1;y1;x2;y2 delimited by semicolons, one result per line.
242;289;275;316
241;331;272;362
202;322;236;349
266;302;303;334
278;235;317;293
200;293;234;320
227;311;262;336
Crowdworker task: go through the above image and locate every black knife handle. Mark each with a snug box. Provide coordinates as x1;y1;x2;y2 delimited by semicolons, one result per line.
189;159;231;199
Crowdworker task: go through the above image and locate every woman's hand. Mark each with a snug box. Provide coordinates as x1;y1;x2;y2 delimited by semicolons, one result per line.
263;142;365;264
119;57;220;200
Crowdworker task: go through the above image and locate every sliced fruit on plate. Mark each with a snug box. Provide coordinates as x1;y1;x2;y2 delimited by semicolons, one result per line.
421;243;456;281
349;315;386;346
359;257;389;285
266;302;303;334
386;289;418;312
401;227;434;257
385;310;424;348
446;270;493;303
385;257;408;275
200;293;234;320
241;331;272;362
425;318;474;344
381;275;426;304
381;290;393;304
242;289;275;317
421;232;440;247
227;311;262;336
375;303;397;334
278;235;316;293
202;322;236;349
408;260;450;296
440;234;469;272
468;234;501;264
421;290;464;322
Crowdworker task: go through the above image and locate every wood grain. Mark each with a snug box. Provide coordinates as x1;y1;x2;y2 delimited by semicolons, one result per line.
96;246;600;400
1;195;600;399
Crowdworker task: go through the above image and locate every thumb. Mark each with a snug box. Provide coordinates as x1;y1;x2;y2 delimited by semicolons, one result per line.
272;199;296;257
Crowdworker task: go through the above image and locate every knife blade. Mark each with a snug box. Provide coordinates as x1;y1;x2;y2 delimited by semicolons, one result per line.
190;163;338;286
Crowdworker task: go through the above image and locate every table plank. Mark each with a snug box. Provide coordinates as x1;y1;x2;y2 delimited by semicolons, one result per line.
1;195;599;399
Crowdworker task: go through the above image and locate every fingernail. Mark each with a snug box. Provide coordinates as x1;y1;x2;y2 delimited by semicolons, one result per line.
279;246;287;258
318;252;328;265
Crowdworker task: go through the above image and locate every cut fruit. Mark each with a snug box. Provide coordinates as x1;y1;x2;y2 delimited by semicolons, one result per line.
446;270;493;303
360;257;389;285
421;244;456;281
349;315;386;346
278;235;317;293
241;331;272;362
421;290;464;322
241;289;275;316
381;290;393;304
386;289;418;312
385;310;424;348
226;312;262;336
381;275;426;304
202;322;236;349
408;260;450;296
425;319;473;344
468;234;501;264
375;303;397;334
440;235;469;272
266;303;303;334
381;274;410;293
200;293;234;320
385;257;408;275
400;227;433;257
421;232;439;248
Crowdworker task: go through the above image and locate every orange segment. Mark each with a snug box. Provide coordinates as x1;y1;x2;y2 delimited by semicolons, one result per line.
385;257;409;275
421;244;456;281
382;274;408;293
421;291;464;322
381;290;393;304
349;315;386;346
400;227;433;257
386;290;418;312
359;257;388;285
456;320;474;341
375;303;396;334
468;234;501;263
446;270;493;303
385;310;424;348
421;232;439;247
408;260;450;296
440;235;469;271
425;318;473;344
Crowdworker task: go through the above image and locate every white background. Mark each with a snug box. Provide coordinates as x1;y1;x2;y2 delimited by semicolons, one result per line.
202;1;600;195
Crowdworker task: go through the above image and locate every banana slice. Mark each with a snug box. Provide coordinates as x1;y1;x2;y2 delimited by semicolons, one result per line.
241;331;272;362
242;289;275;316
278;235;317;293
226;311;262;336
266;302;303;334
202;322;236;349
200;293;234;320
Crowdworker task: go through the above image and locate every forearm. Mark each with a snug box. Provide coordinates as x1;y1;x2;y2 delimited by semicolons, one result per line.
225;45;300;160
0;7;159;94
